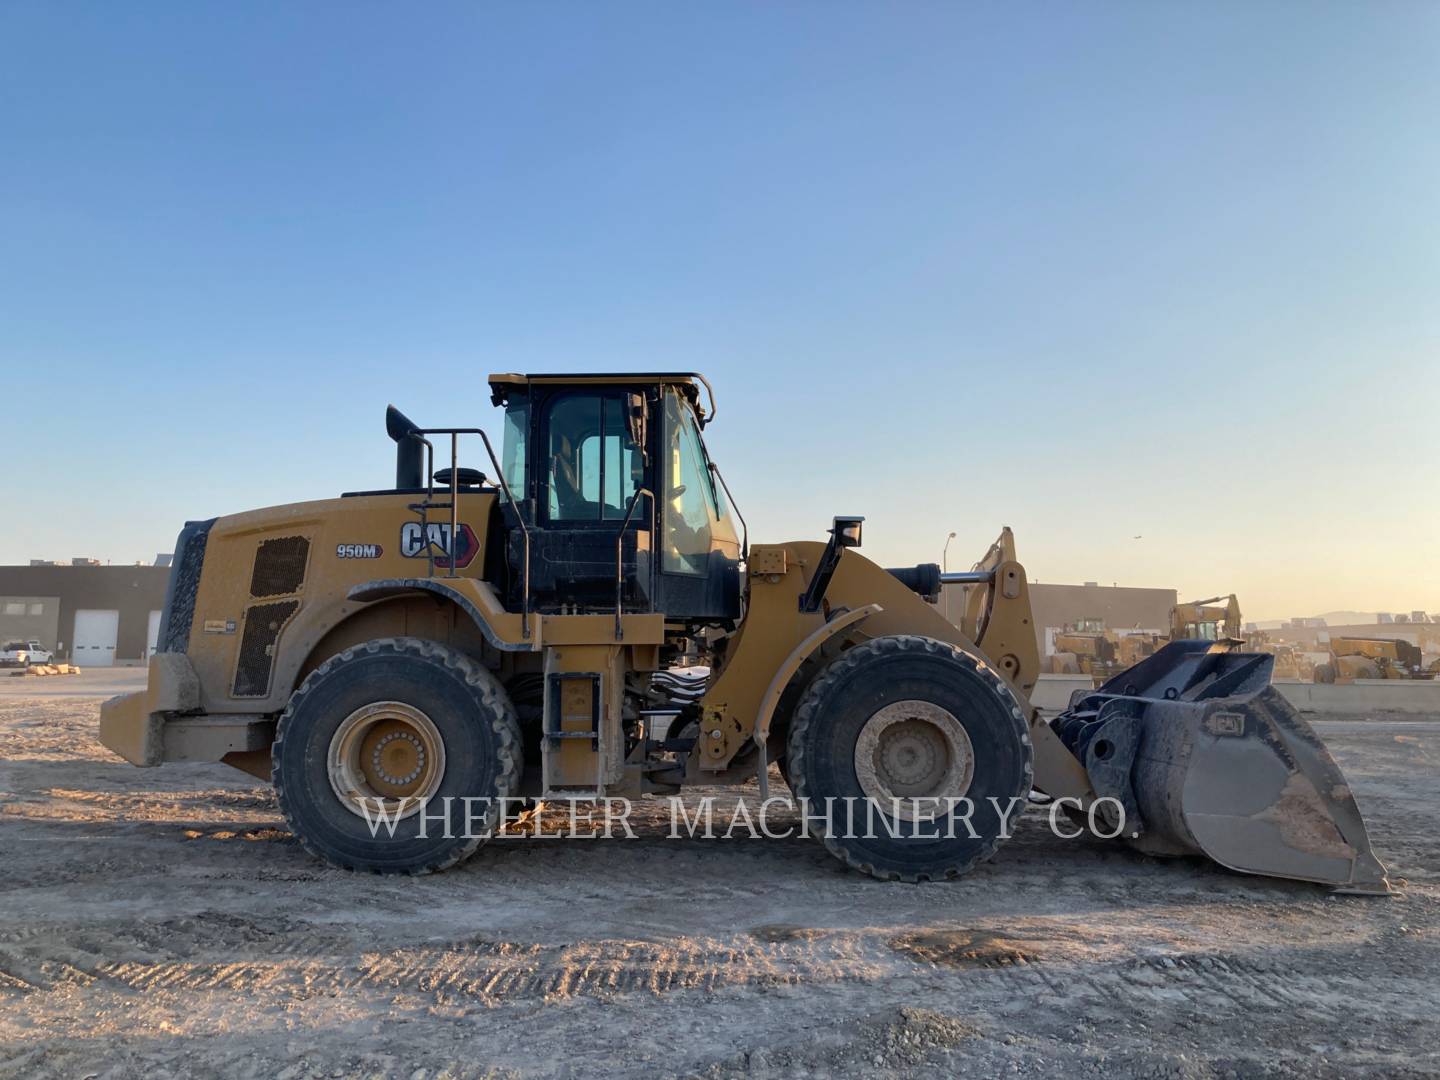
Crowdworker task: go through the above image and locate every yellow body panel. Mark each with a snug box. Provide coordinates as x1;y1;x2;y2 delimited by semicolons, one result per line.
182;493;497;713
543;644;628;790
696;538;1089;799
1331;637;1403;662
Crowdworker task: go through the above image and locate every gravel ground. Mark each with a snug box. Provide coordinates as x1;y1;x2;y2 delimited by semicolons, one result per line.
0;694;1436;1079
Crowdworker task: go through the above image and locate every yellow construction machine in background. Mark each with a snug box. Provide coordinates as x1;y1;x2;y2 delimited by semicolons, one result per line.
1313;637;1436;683
1171;595;1242;642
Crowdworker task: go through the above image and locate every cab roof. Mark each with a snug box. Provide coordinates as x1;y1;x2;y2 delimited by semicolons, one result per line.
487;372;715;425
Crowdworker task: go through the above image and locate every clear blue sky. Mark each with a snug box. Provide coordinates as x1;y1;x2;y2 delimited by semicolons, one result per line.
2;3;1436;620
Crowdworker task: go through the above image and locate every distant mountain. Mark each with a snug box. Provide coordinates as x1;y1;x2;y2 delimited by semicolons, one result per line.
1252;611;1380;630
1316;611;1380;625
1257;610;1440;630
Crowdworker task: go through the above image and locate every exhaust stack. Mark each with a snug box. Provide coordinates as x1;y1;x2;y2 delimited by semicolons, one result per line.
386;405;425;489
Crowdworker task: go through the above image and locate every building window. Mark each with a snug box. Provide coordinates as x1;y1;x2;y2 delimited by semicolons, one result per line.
2;602;24;616
28;603;44;615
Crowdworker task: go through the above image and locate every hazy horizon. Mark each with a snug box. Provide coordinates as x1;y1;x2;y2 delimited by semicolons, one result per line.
3;4;1436;623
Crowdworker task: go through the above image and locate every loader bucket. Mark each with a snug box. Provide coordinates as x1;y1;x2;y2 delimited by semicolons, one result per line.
1053;641;1390;894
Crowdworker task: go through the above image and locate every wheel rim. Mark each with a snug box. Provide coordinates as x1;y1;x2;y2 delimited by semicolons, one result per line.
854;699;974;821
327;701;446;820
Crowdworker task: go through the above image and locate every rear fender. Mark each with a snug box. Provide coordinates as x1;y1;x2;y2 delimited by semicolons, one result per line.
347;578;533;653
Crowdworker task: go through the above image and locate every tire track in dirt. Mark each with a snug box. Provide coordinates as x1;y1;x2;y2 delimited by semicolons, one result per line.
968;948;1438;1025
0;929;888;1005
5;916;1431;1027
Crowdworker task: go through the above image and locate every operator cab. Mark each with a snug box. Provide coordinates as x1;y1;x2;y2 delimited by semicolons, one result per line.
488;373;742;624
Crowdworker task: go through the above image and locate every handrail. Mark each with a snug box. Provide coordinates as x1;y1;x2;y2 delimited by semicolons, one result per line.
613;487;654;640
402;435;439;579
688;372;718;427
414;426;533;641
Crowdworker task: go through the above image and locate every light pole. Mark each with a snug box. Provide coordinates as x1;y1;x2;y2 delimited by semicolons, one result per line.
941;532;957;624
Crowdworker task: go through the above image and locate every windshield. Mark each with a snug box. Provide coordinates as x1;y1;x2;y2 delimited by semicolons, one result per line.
687;398;740;546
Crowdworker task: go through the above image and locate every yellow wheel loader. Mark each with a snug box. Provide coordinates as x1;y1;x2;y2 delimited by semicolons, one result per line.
1048;630;1119;680
100;373;1388;892
1313;637;1433;684
1047;628;1152;684
1171;595;1242;642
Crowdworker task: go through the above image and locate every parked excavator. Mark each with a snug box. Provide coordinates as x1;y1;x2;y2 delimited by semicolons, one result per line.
99;373;1388;893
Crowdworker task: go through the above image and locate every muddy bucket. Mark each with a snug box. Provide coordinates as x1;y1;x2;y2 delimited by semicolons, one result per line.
1053;641;1390;894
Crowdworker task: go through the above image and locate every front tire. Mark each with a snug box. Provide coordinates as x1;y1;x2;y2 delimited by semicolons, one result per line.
786;635;1033;882
272;637;521;874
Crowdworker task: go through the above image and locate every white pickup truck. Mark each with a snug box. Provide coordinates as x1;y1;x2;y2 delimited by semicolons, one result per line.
0;640;55;667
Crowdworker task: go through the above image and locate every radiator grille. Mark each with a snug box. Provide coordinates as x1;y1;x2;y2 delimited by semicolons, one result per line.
249;536;309;598
158;518;215;653
232;600;299;697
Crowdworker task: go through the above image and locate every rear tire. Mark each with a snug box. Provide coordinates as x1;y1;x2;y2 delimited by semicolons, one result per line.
786;635;1033;882
272;637;521;874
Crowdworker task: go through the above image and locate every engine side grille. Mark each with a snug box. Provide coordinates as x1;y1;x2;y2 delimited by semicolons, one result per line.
232;600;300;698
249;536;310;598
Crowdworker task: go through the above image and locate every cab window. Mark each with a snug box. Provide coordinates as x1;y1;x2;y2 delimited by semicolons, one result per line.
500;394;529;497
545;394;642;521
662;390;715;574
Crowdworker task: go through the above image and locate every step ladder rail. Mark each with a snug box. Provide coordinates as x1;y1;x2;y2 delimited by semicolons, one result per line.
544;671;607;796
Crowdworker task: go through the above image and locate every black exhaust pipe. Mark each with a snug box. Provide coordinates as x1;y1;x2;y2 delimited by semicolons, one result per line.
386;405;425;489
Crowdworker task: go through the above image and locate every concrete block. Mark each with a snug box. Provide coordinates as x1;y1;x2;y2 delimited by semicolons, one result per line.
1273;680;1440;717
1032;673;1094;714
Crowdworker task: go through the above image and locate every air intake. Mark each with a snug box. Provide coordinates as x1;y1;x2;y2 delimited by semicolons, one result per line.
232;600;300;697
249;536;310;598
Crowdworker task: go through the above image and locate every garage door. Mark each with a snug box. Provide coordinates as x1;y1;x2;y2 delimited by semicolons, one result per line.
146;610;162;660
72;609;120;667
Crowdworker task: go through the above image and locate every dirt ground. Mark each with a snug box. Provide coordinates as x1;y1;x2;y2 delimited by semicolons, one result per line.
0;686;1436;1079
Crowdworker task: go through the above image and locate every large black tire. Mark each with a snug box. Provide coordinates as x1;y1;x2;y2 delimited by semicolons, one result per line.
786;635;1033;882
272;637;521;874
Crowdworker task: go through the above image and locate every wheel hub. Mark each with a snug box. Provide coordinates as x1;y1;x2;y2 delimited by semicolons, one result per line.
854;699;974;820
370;730;427;786
327;702;446;819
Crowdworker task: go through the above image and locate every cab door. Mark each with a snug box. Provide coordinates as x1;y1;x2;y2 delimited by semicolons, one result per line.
524;389;655;612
